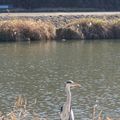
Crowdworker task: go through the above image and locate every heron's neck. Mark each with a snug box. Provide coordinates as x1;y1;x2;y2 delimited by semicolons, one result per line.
65;86;71;108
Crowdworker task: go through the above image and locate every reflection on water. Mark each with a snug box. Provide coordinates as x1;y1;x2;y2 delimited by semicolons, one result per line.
0;40;120;119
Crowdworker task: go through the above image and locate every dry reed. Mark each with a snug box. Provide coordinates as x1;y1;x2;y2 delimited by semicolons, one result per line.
56;18;120;40
92;105;113;120
0;19;56;41
0;96;114;120
0;95;47;120
1;18;120;41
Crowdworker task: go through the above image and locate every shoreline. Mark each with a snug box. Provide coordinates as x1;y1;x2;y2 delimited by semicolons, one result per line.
0;12;120;41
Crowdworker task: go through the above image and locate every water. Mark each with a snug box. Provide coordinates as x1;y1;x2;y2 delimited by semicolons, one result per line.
0;40;120;119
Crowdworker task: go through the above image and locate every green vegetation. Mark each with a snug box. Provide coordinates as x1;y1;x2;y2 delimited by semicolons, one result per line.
0;19;55;41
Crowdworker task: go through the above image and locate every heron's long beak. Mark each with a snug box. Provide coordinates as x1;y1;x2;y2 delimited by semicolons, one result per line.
71;83;81;87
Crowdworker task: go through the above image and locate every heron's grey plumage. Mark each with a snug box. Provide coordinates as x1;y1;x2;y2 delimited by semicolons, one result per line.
60;80;80;120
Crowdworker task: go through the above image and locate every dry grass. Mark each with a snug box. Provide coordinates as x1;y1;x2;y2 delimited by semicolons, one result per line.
0;96;114;120
56;18;120;40
56;27;83;40
1;18;120;41
0;95;47;120
0;19;56;41
110;20;120;39
92;105;113;120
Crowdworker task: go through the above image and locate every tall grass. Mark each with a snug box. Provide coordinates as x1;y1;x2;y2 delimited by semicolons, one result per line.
0;95;48;120
1;18;120;41
56;18;120;40
0;19;56;41
0;96;113;120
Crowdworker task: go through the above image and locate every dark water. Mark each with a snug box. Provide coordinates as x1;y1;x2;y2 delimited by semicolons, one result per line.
0;40;120;119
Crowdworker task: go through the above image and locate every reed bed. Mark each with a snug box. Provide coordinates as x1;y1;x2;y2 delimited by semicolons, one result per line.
56;18;120;40
1;18;120;41
0;19;56;41
0;95;48;120
0;96;113;120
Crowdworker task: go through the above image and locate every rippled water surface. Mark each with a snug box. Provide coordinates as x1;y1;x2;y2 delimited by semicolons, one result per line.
0;40;120;119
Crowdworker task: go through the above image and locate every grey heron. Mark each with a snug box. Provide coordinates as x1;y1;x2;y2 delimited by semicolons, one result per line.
60;80;80;120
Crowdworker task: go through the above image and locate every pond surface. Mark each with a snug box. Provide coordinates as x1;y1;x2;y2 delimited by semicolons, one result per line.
0;40;120;119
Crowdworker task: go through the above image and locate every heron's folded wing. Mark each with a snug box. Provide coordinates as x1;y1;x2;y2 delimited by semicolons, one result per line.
69;109;74;120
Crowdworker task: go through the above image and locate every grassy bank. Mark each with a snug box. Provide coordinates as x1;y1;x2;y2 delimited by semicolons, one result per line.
0;18;120;41
0;19;56;41
56;18;120;40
